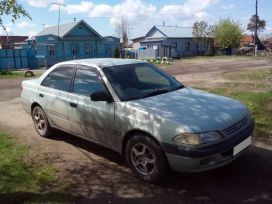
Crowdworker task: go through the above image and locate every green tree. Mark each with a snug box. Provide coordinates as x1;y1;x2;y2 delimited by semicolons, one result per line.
214;19;243;49
0;0;31;28
192;21;215;40
247;15;266;34
192;21;215;55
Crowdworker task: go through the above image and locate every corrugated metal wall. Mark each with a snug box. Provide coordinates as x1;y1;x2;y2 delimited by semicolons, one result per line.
0;49;29;70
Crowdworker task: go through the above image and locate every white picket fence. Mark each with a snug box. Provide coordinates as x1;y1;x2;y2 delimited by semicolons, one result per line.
134;49;157;60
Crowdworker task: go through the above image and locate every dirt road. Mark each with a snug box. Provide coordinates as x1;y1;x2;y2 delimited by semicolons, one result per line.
0;58;272;203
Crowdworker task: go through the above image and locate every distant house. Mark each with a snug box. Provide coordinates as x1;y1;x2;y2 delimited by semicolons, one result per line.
0;35;28;49
131;36;145;49
35;20;120;66
262;37;272;49
241;35;254;47
131;25;211;58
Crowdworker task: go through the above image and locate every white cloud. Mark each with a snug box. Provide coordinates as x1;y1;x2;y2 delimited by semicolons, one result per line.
158;0;217;29
28;30;37;37
47;0;218;37
26;0;64;8
0;26;13;35
16;21;36;29
160;0;217;17
50;1;93;14
221;4;235;10
89;4;113;17
50;0;156;23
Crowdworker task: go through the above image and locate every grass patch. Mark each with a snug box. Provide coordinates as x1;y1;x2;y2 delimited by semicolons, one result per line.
0;132;70;203
184;55;265;60
224;68;272;81
0;70;24;78
195;68;272;143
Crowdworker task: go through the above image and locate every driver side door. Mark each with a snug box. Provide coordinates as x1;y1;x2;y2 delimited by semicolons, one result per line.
68;66;116;147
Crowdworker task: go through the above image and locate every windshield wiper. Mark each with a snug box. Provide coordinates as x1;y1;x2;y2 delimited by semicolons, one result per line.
145;88;170;97
169;84;185;92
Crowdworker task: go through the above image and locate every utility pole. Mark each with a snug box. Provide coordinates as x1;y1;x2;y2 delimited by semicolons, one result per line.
254;0;258;56
42;24;46;30
51;2;67;37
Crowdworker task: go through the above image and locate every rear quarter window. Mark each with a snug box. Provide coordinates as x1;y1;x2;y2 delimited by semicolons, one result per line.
41;66;75;92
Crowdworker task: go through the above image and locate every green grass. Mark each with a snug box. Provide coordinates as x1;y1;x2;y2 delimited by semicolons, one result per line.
195;68;272;144
0;70;24;78
0;70;44;79
0;132;70;203
184;55;265;60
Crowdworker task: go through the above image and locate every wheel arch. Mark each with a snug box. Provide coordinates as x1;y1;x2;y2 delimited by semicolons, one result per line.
31;102;42;114
121;129;163;158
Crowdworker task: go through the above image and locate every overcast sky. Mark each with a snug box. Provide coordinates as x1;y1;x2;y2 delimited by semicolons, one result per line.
1;0;271;38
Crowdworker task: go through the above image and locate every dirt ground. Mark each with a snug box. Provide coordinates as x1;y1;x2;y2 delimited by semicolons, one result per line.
0;58;272;203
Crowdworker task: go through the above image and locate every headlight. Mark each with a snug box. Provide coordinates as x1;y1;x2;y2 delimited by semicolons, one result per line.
173;132;223;145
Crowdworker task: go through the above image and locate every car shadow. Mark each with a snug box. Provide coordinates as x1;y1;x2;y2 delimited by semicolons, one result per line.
45;131;272;204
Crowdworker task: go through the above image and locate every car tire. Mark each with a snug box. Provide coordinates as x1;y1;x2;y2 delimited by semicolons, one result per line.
32;106;53;138
126;134;169;183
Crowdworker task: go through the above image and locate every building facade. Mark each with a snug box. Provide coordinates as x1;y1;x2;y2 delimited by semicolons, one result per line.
35;20;120;66
132;25;211;58
0;20;120;69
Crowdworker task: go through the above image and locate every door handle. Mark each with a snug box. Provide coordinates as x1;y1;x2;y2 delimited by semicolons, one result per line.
39;93;44;98
70;102;77;108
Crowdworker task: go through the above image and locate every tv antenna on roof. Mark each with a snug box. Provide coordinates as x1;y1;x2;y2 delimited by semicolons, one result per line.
51;2;67;37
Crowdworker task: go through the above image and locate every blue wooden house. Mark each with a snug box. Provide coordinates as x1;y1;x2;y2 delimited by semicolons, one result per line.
35;20;120;66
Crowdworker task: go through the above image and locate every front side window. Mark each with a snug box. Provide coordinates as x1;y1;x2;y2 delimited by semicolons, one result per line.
103;63;183;101
73;69;106;96
49;67;74;92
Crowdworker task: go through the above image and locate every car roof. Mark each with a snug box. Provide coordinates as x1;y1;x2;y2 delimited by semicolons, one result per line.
58;58;144;69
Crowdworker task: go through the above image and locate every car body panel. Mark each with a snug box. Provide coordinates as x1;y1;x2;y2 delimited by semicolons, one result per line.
68;93;116;147
38;85;71;130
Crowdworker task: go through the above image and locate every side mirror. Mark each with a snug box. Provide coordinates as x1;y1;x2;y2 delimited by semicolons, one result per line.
90;91;112;102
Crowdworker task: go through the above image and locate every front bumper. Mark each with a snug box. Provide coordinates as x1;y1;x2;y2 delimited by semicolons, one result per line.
163;119;254;172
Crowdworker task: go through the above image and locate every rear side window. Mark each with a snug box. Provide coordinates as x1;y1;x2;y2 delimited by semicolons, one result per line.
73;69;106;96
42;66;74;92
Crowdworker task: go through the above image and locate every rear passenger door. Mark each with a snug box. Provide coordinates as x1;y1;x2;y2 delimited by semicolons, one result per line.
38;65;75;131
68;66;116;147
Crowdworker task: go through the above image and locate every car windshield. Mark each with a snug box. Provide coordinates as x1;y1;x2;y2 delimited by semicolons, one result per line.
102;63;184;101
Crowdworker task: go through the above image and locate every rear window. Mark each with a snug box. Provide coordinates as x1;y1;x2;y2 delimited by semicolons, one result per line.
41;66;74;92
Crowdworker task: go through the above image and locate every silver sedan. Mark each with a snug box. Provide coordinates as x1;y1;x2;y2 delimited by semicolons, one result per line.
21;58;254;183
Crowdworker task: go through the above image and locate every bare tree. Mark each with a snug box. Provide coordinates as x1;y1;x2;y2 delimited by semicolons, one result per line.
114;15;132;48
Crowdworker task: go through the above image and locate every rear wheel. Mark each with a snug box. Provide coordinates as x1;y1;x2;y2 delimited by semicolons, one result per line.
126;135;169;183
32;106;53;138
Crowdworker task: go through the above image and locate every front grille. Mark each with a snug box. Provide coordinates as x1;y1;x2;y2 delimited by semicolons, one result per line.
221;116;249;137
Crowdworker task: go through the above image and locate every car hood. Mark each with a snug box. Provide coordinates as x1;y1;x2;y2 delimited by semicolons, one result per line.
127;87;248;133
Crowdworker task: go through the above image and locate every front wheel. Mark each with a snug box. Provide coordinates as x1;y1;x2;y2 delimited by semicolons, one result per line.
126;135;169;183
32;106;53;138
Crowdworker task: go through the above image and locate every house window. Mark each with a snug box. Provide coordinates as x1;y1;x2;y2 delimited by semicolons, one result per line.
185;42;190;52
85;44;92;56
48;45;55;56
172;42;177;48
71;44;79;56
